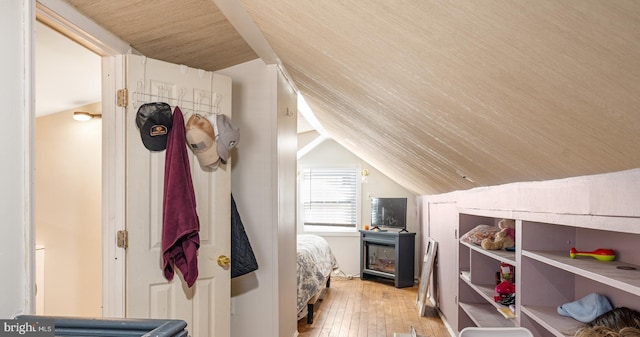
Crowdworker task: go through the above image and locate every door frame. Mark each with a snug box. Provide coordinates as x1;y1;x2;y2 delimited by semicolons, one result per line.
35;0;130;317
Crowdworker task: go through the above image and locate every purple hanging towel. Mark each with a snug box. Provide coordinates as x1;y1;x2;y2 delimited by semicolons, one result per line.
162;106;200;287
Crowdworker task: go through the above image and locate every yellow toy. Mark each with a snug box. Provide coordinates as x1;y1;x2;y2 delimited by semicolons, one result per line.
570;248;616;262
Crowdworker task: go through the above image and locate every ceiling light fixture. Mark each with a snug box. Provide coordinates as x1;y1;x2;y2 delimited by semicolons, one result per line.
73;111;102;121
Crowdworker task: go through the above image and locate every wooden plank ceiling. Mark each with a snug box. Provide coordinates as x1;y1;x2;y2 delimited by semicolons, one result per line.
64;0;640;195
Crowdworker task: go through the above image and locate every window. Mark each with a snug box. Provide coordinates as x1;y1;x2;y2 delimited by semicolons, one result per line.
300;167;358;230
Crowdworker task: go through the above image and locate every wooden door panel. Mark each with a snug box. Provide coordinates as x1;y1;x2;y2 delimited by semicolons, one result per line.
428;201;459;332
125;54;231;337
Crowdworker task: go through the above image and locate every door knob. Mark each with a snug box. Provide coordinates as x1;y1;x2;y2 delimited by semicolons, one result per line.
217;255;231;268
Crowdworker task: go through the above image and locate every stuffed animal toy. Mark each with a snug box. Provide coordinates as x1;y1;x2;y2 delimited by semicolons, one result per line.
481;219;515;250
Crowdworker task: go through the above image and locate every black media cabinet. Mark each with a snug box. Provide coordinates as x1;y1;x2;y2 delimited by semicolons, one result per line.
359;230;416;288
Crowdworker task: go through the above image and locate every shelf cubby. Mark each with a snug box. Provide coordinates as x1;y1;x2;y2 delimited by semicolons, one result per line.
458;214;517;331
519;219;640;336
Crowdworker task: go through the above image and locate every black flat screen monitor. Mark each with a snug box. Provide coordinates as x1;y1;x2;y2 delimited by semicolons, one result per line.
371;197;407;230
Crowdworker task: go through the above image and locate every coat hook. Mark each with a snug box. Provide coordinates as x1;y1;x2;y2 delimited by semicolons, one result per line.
177;88;185;107
212;92;222;114
133;81;146;109
195;91;203;113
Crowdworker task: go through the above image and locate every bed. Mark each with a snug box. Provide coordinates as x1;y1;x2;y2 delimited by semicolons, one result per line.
297;234;338;324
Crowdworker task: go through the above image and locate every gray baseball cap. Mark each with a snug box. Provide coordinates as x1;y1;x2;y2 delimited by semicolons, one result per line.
211;114;240;164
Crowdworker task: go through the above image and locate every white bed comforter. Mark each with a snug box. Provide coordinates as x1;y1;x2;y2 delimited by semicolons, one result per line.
296;234;338;314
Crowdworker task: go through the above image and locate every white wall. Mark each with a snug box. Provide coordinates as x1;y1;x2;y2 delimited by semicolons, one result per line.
0;0;34;318
35;104;102;316
275;65;299;336
218;59;298;337
298;138;419;277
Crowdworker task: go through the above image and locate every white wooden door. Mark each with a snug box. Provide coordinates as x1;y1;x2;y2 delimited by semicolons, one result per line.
428;201;458;332
125;54;231;337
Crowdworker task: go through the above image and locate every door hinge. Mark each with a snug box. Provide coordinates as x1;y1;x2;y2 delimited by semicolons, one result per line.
454;229;458;239
117;88;128;107
117;230;128;249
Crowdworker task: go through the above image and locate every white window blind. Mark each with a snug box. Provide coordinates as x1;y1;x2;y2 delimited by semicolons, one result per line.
301;167;357;228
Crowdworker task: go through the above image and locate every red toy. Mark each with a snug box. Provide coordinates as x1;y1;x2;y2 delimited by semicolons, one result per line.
569;247;616;262
494;280;515;303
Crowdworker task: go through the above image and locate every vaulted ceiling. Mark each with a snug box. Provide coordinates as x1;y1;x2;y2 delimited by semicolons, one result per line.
60;0;640;195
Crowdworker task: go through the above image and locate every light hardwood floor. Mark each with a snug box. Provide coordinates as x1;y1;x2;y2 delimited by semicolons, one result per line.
297;277;449;337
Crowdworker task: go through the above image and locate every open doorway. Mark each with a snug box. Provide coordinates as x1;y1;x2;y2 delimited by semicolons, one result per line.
34;20;103;317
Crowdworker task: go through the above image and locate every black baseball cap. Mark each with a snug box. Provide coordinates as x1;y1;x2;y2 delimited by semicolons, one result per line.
136;102;173;151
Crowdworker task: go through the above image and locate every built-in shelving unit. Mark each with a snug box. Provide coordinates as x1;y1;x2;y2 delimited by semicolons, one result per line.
458;214;517;330
456;211;640;337
421;169;640;337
